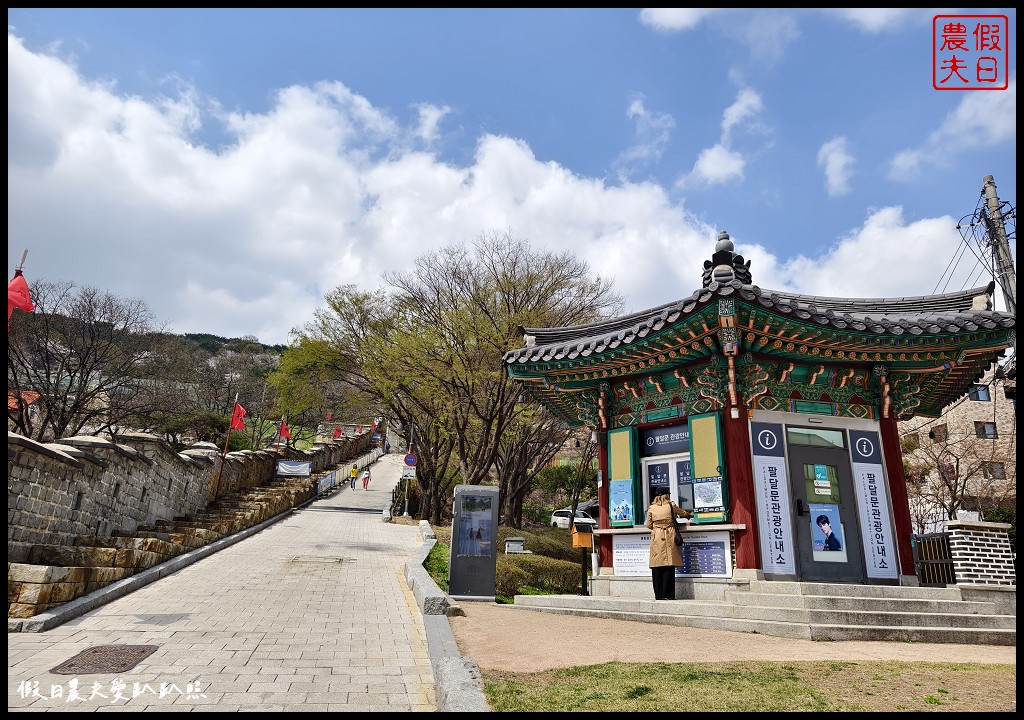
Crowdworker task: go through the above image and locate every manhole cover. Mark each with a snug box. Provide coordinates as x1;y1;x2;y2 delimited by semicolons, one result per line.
51;645;159;675
290;556;349;563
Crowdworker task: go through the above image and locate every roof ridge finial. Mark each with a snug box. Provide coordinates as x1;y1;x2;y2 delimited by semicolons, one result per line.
703;230;752;288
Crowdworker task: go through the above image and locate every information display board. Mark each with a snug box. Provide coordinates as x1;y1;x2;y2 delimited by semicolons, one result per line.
676;530;732;578
611;530;733;578
448;485;500;600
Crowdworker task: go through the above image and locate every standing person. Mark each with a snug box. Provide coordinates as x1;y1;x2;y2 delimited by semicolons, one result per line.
361;468;371;490
349;464;359;489
645;487;692;600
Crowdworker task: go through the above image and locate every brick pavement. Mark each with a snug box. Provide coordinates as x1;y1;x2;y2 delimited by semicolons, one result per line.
7;453;438;712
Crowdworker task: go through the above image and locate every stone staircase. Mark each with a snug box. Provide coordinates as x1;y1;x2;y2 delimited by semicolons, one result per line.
512;579;1016;646
8;478;314;620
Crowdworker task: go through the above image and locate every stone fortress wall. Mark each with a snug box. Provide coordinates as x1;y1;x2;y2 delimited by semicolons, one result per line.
8;431;375;620
8;430;370;559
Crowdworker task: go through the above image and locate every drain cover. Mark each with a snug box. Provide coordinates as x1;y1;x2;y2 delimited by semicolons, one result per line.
290;555;349;563
51;645;159;675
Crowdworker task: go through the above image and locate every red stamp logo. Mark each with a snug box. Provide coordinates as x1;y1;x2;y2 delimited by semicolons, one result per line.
933;15;1009;90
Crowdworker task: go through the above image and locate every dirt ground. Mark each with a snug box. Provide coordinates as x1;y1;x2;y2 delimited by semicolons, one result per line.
448;602;1017;711
448;602;1016;671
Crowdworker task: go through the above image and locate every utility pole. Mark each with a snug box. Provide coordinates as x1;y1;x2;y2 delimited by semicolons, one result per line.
981;175;1016;315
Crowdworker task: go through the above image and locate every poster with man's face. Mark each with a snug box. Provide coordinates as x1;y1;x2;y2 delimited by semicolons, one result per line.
809;502;847;563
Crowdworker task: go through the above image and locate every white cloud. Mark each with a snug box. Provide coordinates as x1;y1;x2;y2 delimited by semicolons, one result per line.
638;8;722;32
769;207;978;298
413;103;451;145
687;144;746;186
823;8;920;33
7;29;995;346
817;136;855;197
612;96;676;179
721;88;763;143
678;88;762;187
888;78;1016;180
738;12;801;65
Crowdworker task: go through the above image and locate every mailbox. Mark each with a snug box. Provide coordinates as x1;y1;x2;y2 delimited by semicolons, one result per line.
571;522;593;548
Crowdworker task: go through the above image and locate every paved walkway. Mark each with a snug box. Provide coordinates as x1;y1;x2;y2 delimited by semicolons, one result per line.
7;453;438;712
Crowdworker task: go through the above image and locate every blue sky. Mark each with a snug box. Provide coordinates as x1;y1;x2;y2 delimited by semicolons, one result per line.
7;8;1017;345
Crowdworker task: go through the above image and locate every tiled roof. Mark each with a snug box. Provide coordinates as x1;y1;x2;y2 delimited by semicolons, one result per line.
8;390;42;412
504;280;1014;365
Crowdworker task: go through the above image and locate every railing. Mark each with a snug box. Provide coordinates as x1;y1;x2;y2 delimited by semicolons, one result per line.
912;532;956;586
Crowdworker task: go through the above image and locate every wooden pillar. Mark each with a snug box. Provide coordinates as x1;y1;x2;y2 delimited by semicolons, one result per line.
723;406;761;570
879;413;917;577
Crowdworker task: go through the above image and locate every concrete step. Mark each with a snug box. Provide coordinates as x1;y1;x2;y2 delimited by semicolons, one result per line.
512;593;1017;646
724;590;1003;615
745;580;964;600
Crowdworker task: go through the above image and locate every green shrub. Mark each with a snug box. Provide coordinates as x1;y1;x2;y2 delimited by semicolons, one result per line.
497;553;581;594
423;523;590;602
495;560;532;597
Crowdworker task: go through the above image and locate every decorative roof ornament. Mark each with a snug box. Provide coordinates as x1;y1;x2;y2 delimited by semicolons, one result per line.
702;230;752;287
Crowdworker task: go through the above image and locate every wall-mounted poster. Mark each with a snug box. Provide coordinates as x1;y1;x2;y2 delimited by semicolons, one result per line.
693;476;725;513
609;479;635;527
456;494;494;557
646;462;670;501
612;533;652;576
809;502;848;563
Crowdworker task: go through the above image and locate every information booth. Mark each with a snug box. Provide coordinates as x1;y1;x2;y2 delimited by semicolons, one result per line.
503;231;1014;593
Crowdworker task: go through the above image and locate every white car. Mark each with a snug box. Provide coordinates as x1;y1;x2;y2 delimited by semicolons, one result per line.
550;508;598;529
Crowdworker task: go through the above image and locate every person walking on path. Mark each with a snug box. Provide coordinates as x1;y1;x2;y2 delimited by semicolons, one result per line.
645;487;691;600
361;468;372;490
349;463;359;489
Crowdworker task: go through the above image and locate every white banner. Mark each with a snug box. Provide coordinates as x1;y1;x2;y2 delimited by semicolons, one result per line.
750;422;796;575
317;471;336;494
276;460;312;477
849;430;898;579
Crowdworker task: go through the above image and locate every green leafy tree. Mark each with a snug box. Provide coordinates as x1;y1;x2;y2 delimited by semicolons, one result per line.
378;230;620;522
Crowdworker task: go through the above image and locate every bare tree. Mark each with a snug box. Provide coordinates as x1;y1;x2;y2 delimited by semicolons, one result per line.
902;417;1016;531
7;279;164;441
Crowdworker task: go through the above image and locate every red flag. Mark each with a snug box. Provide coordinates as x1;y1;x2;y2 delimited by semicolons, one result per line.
279;421;291;439
8;270;34;331
230;402;247;431
333;425;342;438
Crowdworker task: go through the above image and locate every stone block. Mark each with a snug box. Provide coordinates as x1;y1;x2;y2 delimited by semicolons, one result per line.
48;581;87;604
17;582;53;605
8;603;39;619
84;566;133;584
115;548;161;569
27;545;117;567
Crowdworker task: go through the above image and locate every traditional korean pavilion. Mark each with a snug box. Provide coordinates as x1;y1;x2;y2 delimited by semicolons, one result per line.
503;232;1015;585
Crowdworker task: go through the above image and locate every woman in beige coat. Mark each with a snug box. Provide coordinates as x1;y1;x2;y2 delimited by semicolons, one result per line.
645;487;692;600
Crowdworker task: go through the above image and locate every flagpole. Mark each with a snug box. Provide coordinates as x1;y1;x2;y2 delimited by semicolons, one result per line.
215;393;239;499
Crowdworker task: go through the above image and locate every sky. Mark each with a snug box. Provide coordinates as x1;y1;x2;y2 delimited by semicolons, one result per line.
7;8;1017;346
